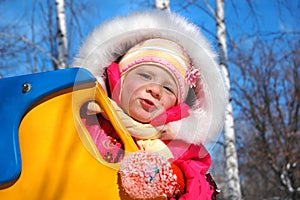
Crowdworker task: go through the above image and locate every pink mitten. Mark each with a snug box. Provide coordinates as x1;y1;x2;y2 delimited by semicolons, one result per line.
119;151;185;199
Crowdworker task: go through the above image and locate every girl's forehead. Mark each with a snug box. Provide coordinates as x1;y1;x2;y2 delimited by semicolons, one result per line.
132;64;172;76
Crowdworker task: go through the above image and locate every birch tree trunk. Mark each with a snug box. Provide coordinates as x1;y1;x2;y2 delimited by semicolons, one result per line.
55;0;68;69
215;0;242;199
155;0;170;11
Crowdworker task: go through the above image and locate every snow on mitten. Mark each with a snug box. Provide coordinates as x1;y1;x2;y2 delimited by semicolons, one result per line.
119;150;185;199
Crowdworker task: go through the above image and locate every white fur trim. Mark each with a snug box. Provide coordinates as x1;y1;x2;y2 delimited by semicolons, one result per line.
72;10;228;147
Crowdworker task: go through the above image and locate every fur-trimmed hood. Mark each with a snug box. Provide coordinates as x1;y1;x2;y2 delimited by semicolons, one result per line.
72;10;228;150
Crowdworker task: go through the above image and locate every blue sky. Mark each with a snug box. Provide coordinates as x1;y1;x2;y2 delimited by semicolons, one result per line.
2;0;298;33
0;0;299;77
2;0;298;43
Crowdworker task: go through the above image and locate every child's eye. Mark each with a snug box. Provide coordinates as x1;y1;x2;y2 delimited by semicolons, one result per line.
163;86;175;94
139;73;152;80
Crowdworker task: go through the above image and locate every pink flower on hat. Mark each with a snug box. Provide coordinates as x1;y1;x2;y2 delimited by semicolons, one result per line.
185;66;200;88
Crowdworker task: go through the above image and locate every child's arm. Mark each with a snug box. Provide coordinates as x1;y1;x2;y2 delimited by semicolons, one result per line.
171;144;218;200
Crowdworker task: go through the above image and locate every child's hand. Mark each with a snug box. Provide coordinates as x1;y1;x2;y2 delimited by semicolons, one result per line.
119;151;184;199
86;101;102;115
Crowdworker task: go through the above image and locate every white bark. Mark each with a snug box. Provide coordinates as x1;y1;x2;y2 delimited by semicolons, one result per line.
55;0;68;69
155;0;170;11
216;0;242;199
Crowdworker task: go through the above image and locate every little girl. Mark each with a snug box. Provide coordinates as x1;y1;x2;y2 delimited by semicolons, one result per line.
73;11;227;200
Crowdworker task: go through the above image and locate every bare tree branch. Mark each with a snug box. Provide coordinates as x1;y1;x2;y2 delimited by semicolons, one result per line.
0;32;60;67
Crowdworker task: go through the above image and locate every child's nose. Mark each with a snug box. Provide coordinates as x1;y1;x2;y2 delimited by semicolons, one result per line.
146;84;162;99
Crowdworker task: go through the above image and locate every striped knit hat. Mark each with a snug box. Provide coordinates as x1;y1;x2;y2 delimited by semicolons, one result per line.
118;38;198;103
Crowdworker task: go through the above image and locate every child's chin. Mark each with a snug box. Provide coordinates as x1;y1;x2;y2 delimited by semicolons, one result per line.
130;111;157;124
134;118;151;124
132;115;153;124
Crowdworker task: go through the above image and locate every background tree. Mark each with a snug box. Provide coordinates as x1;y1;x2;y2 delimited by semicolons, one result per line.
230;35;300;200
0;0;89;76
215;0;241;199
226;1;300;199
55;0;68;69
155;0;170;11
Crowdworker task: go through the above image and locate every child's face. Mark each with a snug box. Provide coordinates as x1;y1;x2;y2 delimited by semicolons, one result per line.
120;65;178;123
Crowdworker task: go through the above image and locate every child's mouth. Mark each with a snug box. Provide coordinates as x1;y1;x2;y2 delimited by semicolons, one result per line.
140;98;156;111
